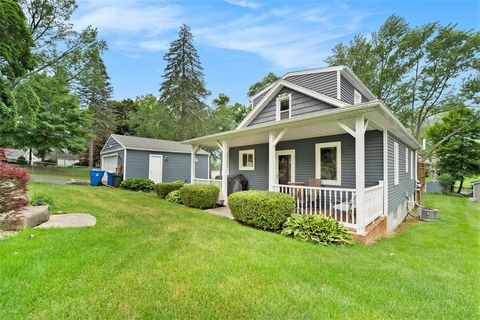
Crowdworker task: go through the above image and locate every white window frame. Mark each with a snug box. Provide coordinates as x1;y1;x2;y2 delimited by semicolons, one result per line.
411;151;414;180
239;149;255;171
394;142;399;185
315;141;342;186
275;149;296;184
405;147;409;173
353;90;362;105
276;93;292;121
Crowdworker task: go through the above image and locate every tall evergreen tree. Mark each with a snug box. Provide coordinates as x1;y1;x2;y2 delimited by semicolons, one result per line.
76;48;113;166
159;24;209;140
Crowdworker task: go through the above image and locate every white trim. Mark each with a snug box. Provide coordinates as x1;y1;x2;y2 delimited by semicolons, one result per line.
405;147;409;173
100;147;124;155
315;141;342;186
148;154;163;183
249;82;275;102
336;70;341;100
239;149;255;170
276;93;292;121
283;65;345;78
123;149;127;179
394;142;399;185
355;114;366;235
275;149;295;184
124;147;207;155
383;130;389;217
341;67;377;101
101;154;118;172
100;135;125;154
354;90;362;105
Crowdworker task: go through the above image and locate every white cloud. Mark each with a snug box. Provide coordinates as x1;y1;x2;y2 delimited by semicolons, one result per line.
224;0;261;9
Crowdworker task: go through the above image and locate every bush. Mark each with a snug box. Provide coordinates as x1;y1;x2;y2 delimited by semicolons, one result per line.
155;181;184;199
438;173;454;195
179;185;219;209
16;156;28;165
30;193;55;209
0;164;29;213
166;190;183;204
228;191;295;232
282;214;353;246
120;178;155;192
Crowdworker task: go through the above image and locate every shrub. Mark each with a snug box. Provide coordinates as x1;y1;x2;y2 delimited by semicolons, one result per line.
155;181;184;199
30;193;55;209
16;156;28;165
166;190;183;204
228;191;295;232
438;173;454;195
0;164;30;213
179;185;219;209
282;214;353;246
120;178;155;192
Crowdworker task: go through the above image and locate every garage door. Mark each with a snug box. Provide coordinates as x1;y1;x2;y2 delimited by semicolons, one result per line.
102;155;118;173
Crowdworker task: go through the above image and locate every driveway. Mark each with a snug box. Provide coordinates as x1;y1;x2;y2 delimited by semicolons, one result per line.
30;176;89;185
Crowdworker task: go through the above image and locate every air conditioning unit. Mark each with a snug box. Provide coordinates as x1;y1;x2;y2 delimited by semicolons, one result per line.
418;207;438;222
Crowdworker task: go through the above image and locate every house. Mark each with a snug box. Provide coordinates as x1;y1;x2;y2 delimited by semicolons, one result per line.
183;66;421;237
47;151;81;167
100;134;210;184
3;148;39;164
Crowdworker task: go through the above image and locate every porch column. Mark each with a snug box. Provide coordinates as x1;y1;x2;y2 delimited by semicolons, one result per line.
221;140;229;204
268;129;287;191
355;115;366;235
190;145;200;183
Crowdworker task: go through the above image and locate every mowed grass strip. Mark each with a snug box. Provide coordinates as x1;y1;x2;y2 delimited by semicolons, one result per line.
0;182;478;319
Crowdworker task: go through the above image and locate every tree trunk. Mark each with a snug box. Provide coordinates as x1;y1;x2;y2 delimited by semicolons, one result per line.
88;140;94;168
29;148;33;165
457;179;464;194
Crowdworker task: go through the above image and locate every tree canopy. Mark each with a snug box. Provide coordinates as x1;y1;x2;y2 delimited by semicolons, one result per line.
247;72;279;98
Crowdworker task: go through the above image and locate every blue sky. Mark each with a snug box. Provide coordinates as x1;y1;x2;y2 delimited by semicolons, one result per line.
74;0;479;105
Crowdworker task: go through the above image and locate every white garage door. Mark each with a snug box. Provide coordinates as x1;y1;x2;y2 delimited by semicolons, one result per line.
102;155;118;173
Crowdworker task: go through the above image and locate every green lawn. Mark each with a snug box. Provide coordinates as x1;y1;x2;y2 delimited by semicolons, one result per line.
20;166;91;180
1;183;478;319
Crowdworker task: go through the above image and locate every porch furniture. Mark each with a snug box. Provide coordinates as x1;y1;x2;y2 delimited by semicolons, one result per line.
308;179;322;187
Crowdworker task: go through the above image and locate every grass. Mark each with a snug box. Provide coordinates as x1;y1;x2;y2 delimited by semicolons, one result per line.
18;166;91;180
1;183;478;319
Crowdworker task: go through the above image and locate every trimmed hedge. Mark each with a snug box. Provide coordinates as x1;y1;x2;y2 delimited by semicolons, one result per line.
282;214;353;246
119;178;155;192
228;190;295;232
156;181;184;199
165;190;182;204
179;185;219;209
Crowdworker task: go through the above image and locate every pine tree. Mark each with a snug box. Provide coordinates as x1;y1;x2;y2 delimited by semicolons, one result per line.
76;48;113;166
159;24;209;140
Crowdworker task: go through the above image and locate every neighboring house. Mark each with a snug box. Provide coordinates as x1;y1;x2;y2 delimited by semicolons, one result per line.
184;66;421;236
3;148;39;164
47;151;81;167
100;134;209;184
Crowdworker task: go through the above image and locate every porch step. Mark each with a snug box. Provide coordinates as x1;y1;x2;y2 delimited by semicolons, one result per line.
349;216;387;244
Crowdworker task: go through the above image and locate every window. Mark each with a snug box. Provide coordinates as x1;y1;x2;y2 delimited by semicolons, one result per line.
405;147;409;173
394;142;399;185
239;149;255;170
315;142;341;185
354;90;362;105
276;93;291;120
411;151;414;180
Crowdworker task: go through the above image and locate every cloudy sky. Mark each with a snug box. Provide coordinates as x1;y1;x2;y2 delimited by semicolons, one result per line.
73;0;478;104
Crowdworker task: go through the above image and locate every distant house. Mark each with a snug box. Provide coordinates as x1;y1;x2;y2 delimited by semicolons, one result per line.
3;148;39;164
47;151;81;167
184;66;421;237
100;134;209;184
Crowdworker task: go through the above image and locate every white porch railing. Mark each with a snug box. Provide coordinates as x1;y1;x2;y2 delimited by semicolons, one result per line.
192;178;222;190
364;181;384;225
272;184;357;228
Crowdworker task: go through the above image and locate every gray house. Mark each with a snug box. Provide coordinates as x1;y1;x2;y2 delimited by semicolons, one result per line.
184;66;421;237
100;134;209;184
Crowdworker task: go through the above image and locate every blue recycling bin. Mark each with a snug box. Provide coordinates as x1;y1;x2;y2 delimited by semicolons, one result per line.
90;169;105;186
107;172;114;186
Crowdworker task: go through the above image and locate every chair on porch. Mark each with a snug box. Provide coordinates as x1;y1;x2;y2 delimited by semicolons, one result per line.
331;193;356;224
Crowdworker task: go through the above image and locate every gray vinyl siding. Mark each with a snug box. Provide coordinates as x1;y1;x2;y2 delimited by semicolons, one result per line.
252;90;268;109
340;75;370;104
125;150;208;183
101;136;123;154
387;132;416;230
228;131;383;190
248;87;336;126
284;72;337;99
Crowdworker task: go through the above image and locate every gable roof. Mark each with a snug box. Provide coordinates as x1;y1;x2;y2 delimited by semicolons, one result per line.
106;134;209;155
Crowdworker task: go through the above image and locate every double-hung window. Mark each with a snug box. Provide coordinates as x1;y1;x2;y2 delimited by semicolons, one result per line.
239;149;255;170
315;142;341;185
276;93;291;120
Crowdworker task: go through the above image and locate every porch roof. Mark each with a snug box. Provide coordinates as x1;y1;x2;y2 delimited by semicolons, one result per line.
183;101;421;149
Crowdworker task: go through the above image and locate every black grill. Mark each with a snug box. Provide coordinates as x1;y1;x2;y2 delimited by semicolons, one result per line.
227;174;248;195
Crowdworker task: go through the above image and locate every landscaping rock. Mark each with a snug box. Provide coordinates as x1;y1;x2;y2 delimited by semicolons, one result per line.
0;205;50;231
36;213;96;229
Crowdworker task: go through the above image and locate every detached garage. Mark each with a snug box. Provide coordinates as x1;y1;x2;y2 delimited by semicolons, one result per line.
100;134;209;183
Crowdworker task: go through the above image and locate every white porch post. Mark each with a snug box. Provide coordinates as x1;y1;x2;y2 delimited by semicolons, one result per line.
268;132;276;191
190;145;199;183
221;140;229;204
355;115;366;235
383;129;389;217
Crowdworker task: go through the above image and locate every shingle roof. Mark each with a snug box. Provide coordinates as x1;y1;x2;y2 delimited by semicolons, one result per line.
111;134;209;155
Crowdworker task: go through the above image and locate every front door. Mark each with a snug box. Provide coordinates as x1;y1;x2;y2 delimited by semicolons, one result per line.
276;150;295;185
149;155;163;183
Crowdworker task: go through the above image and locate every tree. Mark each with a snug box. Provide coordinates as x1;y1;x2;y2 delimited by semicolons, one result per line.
0;0;34;137
6;73;91;160
76;48;113;167
110;99;139;135
159;24;209;140
426;105;480;193
326;15;480;139
209;93;250;133
247;72;279;98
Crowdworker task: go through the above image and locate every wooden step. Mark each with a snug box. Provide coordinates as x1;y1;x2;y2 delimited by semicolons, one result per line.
350;216;387;244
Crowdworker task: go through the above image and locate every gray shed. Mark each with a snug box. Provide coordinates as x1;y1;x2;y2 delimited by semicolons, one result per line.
472;181;480;201
100;134;209;184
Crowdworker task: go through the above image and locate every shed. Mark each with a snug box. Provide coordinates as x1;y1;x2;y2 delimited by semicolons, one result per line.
100;134;209;184
472;181;480;202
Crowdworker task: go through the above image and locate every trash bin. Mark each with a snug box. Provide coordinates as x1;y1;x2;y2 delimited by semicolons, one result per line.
107;172;114;186
112;174;123;188
90;169;105;186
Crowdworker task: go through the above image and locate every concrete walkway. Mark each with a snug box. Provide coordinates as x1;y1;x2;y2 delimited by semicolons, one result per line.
205;206;234;219
36;213;96;228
